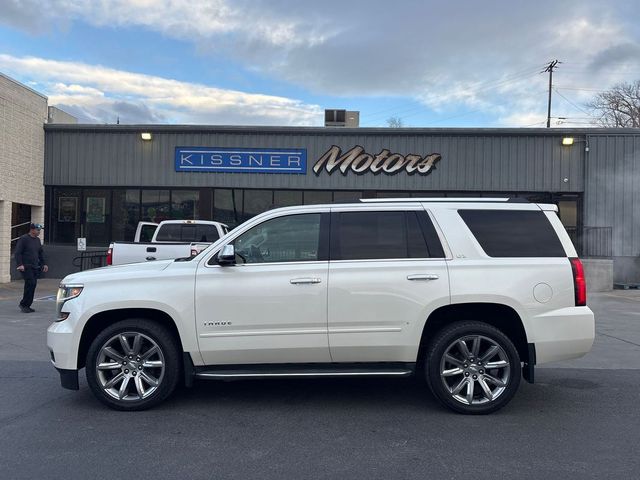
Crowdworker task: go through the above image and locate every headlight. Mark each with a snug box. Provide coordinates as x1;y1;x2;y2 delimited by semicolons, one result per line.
56;284;83;321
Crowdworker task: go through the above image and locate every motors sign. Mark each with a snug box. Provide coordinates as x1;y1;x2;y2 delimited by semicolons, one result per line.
175;147;307;174
313;145;441;176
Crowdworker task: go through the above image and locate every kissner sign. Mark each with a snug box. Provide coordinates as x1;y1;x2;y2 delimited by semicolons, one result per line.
313;145;441;176
175;147;307;174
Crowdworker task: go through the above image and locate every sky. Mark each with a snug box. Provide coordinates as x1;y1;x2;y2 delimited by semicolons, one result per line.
1;0;639;128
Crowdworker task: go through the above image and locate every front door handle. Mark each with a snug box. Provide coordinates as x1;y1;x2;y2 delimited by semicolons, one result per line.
290;277;322;285
407;274;439;281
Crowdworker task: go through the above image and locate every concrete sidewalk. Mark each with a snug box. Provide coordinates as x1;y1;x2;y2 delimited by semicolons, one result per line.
0;278;61;301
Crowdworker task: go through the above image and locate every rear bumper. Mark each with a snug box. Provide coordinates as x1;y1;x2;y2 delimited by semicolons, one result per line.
530;306;595;365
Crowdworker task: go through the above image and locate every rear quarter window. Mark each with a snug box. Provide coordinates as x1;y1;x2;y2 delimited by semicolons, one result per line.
458;209;566;257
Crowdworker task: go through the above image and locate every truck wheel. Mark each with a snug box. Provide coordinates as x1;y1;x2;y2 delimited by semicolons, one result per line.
86;319;181;411
425;321;521;414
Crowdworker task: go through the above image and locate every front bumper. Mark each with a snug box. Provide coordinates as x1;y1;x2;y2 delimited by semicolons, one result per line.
47;319;79;370
56;368;79;390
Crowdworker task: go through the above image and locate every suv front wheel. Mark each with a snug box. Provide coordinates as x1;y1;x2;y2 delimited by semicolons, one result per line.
86;319;181;410
425;321;521;414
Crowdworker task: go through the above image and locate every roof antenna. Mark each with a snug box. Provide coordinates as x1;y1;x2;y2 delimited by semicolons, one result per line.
116;116;120;125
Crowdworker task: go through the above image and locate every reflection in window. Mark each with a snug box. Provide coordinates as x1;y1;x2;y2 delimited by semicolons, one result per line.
171;190;199;220
333;191;362;203
214;189;243;228
333;211;429;260
234;214;321;263
84;189;111;246
304;191;332;205
52;188;82;244
142;190;170;223
112;190;140;242
155;224;220;242
274;190;303;208
243;190;273;222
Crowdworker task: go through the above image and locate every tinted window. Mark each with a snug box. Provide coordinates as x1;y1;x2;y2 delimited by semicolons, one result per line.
331;211;431;260
233;214;322;264
459;210;566;257
139;224;157;243
194;225;219;242
155;224;219;242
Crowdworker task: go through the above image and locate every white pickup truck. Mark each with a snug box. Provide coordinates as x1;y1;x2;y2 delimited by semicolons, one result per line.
107;220;229;266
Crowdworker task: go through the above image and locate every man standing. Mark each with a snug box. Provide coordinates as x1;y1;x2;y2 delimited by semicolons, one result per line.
15;223;49;313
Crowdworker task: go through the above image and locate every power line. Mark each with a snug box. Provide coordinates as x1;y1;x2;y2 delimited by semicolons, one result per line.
552;88;594;117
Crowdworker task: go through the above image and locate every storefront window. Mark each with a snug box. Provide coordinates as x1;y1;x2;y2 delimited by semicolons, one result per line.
84;189;111;246
333;191;362;203
112;189;140;242
242;190;273;222
171;190;199;220
142;190;170;223
303;191;332;205
52;188;82;244
274;190;303;208
376;191;410;198
213;189;244;228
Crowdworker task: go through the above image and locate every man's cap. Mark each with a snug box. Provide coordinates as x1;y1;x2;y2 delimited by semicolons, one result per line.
30;223;44;230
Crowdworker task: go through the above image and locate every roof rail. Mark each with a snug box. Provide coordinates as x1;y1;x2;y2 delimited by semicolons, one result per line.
359;197;528;203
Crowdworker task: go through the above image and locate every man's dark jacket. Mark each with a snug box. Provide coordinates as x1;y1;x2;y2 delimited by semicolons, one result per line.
15;234;46;269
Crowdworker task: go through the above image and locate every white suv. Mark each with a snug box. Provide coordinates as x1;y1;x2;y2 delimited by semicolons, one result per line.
47;198;595;414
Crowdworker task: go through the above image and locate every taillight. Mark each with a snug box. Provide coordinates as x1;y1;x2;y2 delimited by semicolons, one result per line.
106;246;113;266
569;257;586;306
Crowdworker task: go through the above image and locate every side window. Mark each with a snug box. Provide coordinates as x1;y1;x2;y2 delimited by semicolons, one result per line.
140;224;157;242
331;211;433;260
233;213;322;264
458;209;566;257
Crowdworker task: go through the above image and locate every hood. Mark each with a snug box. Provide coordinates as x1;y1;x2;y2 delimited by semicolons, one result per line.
62;259;174;285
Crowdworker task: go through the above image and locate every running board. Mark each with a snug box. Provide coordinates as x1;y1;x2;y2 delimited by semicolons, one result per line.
193;363;415;381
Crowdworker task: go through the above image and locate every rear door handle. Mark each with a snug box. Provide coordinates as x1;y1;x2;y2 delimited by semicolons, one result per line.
407;274;439;281
290;277;322;285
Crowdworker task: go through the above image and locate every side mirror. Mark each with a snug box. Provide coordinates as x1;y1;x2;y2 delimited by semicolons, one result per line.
217;244;236;265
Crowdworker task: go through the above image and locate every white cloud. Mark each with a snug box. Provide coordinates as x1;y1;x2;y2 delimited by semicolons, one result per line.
2;1;639;127
0;54;323;125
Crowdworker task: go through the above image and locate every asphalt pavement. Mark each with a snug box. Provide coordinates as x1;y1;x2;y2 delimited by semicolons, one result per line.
1;279;639;479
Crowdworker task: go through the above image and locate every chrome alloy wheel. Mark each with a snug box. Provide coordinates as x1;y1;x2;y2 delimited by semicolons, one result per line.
96;332;165;401
439;335;511;406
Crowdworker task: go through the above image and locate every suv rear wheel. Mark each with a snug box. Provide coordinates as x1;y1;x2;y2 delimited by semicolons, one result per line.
86;319;181;411
425;321;521;414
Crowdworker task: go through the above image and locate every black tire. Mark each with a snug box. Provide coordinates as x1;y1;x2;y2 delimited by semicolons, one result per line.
425;321;521;414
86;319;181;411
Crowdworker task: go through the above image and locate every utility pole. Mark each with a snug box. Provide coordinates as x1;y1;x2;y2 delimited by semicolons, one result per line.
542;60;561;128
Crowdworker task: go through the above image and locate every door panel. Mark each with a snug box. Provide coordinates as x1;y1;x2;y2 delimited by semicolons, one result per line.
327;208;450;362
195;262;330;364
195;211;330;365
327;259;450;362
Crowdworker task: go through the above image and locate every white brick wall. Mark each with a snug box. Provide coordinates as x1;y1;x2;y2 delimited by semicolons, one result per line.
0;73;48;283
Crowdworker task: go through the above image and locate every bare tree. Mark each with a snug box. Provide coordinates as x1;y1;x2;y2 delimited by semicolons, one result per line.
586;80;640;127
386;116;405;128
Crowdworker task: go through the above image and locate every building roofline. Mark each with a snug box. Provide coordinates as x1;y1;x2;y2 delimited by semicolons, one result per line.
0;71;48;100
43;123;640;136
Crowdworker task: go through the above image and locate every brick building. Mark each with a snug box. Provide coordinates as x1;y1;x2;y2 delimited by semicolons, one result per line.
0;73;48;283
